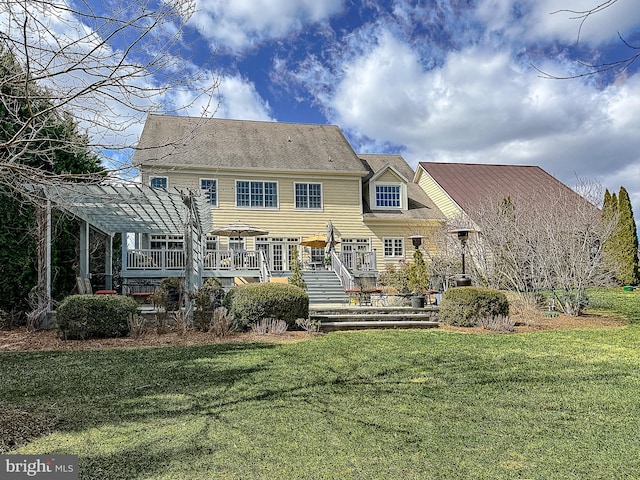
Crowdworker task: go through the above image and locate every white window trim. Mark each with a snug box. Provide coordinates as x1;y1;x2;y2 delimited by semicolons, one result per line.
149;176;168;189
235;179;280;209
294;181;324;211
371;182;406;210
383;237;405;258
200;178;218;207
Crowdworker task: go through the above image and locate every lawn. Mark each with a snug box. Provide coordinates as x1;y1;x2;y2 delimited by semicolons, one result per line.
1;287;640;479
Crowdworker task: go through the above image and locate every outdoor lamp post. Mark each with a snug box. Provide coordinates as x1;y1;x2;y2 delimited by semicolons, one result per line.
448;229;477;287
409;235;424;249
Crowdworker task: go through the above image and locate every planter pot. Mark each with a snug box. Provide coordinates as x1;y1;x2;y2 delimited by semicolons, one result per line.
411;295;425;308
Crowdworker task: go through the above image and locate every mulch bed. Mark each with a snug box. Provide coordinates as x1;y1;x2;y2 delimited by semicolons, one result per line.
0;313;627;352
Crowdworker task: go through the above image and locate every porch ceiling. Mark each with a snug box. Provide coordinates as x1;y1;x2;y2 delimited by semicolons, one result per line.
45;184;213;235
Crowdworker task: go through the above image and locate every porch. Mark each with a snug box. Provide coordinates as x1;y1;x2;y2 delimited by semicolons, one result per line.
121;246;378;291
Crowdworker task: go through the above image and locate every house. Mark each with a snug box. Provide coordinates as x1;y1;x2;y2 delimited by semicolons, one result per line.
122;115;444;291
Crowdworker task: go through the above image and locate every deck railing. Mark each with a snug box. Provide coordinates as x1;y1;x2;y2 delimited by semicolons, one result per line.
127;249;263;272
126;248;375;277
336;251;377;272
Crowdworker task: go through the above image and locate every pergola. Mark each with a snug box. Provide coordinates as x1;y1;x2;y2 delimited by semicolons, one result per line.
35;184;212;325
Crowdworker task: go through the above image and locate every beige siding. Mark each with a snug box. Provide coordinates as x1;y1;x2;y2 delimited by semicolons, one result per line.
416;169;461;219
376;169;403;182
142;168;440;270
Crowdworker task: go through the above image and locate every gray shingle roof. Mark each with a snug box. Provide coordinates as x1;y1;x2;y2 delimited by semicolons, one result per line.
359;154;445;221
135;115;369;175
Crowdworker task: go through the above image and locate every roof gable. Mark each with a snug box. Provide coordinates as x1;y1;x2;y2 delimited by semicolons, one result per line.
135;115;368;175
369;164;410;184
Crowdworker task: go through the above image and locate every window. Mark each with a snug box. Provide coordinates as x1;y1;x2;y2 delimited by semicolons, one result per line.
295;183;322;209
200;179;217;206
383;237;404;257
150;176;167;189
229;237;245;251
150;235;183;250
236;181;278;208
376;184;401;208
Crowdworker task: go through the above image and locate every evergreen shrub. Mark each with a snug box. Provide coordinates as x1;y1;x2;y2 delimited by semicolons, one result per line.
439;287;509;327
227;283;309;330
56;295;138;339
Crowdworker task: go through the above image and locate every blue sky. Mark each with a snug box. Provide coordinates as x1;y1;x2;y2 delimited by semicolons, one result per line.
42;1;640;218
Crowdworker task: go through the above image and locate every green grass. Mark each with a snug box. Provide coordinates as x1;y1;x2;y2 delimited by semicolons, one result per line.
588;286;640;324
2;288;640;479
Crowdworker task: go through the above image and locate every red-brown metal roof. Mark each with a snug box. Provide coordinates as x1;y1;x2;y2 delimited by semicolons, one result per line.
418;162;592;213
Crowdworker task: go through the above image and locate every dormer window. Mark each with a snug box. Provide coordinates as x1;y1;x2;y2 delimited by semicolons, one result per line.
375;184;401;208
367;164;409;211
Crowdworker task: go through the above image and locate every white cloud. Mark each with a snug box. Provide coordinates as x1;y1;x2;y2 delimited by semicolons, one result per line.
190;0;343;52
321;25;640;217
216;75;274;121
477;0;640;46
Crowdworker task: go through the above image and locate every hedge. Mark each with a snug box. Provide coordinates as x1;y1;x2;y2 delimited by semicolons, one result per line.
56;295;139;340
227;283;309;330
439;287;509;327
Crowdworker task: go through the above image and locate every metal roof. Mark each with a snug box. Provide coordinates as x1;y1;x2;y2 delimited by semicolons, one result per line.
44;184;212;235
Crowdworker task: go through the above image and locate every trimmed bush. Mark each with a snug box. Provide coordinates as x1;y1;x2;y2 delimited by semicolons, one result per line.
227;283;309;330
439;287;509;327
56;295;139;340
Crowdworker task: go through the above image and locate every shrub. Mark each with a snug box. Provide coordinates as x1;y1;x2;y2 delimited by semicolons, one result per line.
209;307;234;337
150;277;184;312
250;318;288;335
378;261;411;294
56;295;139;340
191;278;225;331
477;315;516;333
227;283;309;330
439;287;509;327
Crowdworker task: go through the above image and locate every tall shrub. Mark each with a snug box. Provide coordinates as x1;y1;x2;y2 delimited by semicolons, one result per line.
439;287;509;327
228;283;309;330
616;187;639;285
56;295;138;339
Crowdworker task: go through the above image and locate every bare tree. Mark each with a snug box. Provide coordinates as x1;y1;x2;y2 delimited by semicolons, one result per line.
462;180;617;316
534;0;639;79
0;0;219;197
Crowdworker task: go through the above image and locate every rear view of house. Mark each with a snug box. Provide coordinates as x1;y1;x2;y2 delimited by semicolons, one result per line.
122;115;444;293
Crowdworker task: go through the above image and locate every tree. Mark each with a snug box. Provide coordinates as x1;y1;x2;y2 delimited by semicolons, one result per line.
614;187;639;285
408;247;430;295
0;50;105;317
464;180;616;316
535;1;640;79
0;0;217;198
0;1;217;321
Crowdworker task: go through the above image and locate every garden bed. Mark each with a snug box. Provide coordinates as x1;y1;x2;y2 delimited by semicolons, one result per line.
0;313;626;351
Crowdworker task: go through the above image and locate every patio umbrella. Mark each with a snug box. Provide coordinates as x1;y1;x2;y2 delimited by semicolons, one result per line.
210;223;269;237
300;234;327;248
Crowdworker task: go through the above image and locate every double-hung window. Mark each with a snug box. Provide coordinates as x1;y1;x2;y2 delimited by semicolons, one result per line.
236;180;278;208
383;237;404;258
375;184;401;208
150;176;167;189
295;183;322;209
200;179;217;206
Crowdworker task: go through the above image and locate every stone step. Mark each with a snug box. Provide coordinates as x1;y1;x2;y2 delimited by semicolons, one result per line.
320;320;439;331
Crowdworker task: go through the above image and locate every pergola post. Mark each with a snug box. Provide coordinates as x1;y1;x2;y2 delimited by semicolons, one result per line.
79;220;90;280
36;198;52;328
105;233;113;290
